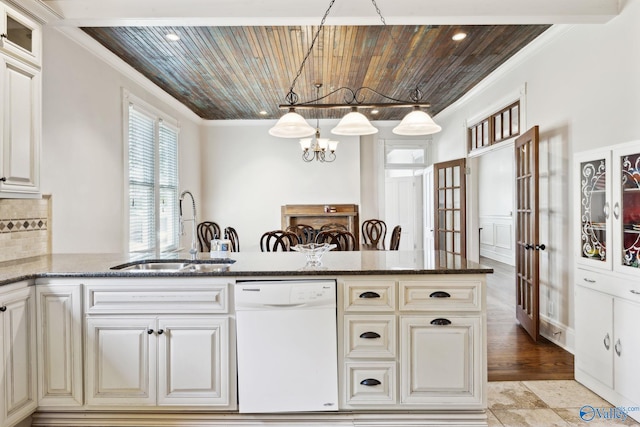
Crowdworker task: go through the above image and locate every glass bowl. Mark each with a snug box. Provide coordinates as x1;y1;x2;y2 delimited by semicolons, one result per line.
292;243;336;266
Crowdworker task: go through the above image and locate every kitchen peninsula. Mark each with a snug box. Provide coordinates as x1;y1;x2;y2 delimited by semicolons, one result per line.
0;250;492;427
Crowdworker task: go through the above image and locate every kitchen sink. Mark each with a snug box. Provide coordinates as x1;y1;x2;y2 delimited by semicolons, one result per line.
111;259;235;273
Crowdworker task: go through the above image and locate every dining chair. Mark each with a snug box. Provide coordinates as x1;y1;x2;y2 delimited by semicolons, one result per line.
260;230;299;252
286;224;316;244
197;221;221;252
361;219;387;250
224;226;240;252
389;225;402;251
315;229;357;251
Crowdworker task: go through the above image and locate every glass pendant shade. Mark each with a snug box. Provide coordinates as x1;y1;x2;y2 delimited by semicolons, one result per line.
328;140;339;152
331;111;378;136
317;138;329;150
392;110;442;136
269;111;315;138
299;138;312;151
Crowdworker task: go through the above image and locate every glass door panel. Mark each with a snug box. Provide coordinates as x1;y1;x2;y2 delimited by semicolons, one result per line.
620;153;640;268
580;159;608;262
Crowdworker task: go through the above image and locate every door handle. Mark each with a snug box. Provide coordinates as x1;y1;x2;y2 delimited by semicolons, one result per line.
535;244;546;251
603;333;610;350
613;202;620;220
524;243;533;250
614;339;622;356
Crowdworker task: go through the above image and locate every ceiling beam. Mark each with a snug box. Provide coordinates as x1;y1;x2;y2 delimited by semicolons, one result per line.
40;0;619;26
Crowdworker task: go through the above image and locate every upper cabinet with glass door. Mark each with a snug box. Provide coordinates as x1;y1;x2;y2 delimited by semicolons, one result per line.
576;141;640;277
0;3;41;67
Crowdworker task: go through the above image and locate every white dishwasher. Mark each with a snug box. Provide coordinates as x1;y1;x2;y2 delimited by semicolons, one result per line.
234;279;338;413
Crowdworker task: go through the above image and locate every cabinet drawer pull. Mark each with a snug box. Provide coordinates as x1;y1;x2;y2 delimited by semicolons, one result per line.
631;290;640;295
603;333;610;350
360;378;381;386
614;339;622;357
359;291;381;299
0;306;6;312
430;318;452;326
429;291;451;298
147;329;154;334
359;331;381;339
583;278;596;284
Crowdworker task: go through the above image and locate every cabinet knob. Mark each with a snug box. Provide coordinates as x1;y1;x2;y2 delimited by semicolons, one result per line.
0;177;6;182
157;329;164;335
0;306;6;312
147;329;154;334
430;318;452;326
359;331;381;339
359;291;381;299
603;333;610;350
360;378;381;386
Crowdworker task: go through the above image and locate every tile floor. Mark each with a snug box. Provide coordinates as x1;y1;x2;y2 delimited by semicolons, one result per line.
488;381;640;426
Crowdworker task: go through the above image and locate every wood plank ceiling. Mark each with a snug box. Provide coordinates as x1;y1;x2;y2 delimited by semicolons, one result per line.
82;24;550;121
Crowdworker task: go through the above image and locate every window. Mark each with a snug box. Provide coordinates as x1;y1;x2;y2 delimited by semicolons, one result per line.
468;101;520;152
384;140;431;178
127;99;179;252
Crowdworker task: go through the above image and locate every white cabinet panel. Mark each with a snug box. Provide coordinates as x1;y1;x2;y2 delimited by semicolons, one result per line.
0;285;37;426
400;316;482;408
36;284;83;406
0;58;40;196
574;286;613;388
613;298;640;405
157;317;230;406
85;317;156;406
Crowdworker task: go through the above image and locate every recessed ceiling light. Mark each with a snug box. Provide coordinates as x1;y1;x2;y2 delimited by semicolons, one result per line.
371;109;379;115
166;33;180;42
452;32;467;41
259;110;268;116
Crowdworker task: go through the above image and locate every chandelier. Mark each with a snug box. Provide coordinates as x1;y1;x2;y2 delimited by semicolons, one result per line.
268;0;442;140
300;84;339;162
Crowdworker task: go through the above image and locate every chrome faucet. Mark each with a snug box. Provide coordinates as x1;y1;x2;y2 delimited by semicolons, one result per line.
179;190;198;260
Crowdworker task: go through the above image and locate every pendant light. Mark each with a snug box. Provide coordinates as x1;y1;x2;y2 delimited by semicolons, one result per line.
392;108;442;136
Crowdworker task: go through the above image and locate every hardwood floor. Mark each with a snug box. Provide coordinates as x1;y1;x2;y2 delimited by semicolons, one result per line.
483;257;575;382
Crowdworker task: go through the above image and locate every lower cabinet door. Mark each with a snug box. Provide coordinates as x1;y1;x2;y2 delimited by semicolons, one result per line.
574;286;614;388
157;317;230;406
0;286;37;425
614;298;640;406
399;315;482;408
85;316;156;406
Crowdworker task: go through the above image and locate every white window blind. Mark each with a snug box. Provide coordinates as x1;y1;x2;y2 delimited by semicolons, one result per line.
128;104;178;252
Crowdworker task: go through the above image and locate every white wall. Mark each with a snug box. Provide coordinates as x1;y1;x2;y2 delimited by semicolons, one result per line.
431;0;640;349
41;27;202;253
200;122;360;252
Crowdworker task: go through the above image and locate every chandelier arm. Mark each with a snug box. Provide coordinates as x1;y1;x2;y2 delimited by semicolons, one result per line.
287;0;337;99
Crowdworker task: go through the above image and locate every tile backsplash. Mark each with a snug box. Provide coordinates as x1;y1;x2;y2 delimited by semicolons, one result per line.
0;196;51;262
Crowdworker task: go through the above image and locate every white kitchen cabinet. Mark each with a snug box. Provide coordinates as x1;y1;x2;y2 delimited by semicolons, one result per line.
83;279;233;409
0;282;37;427
0;3;41;67
0;55;40;197
399;315;482;407
339;276;486;411
574;276;640;423
575;141;640;277
36;283;83;407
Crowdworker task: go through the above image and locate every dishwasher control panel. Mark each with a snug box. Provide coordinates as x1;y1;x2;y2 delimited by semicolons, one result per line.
235;280;336;309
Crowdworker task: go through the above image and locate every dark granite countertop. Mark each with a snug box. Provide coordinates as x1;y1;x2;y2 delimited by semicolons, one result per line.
0;250;493;286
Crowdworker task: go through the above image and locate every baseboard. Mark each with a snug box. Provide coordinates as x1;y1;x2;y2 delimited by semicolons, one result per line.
539;314;574;354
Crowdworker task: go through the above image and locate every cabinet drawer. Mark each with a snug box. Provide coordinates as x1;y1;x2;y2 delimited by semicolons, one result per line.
344;362;396;406
399;280;481;311
343;280;395;312
85;283;228;314
344;315;396;359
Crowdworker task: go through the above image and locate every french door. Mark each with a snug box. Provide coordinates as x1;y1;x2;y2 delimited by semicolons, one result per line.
514;126;542;342
433;159;466;265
